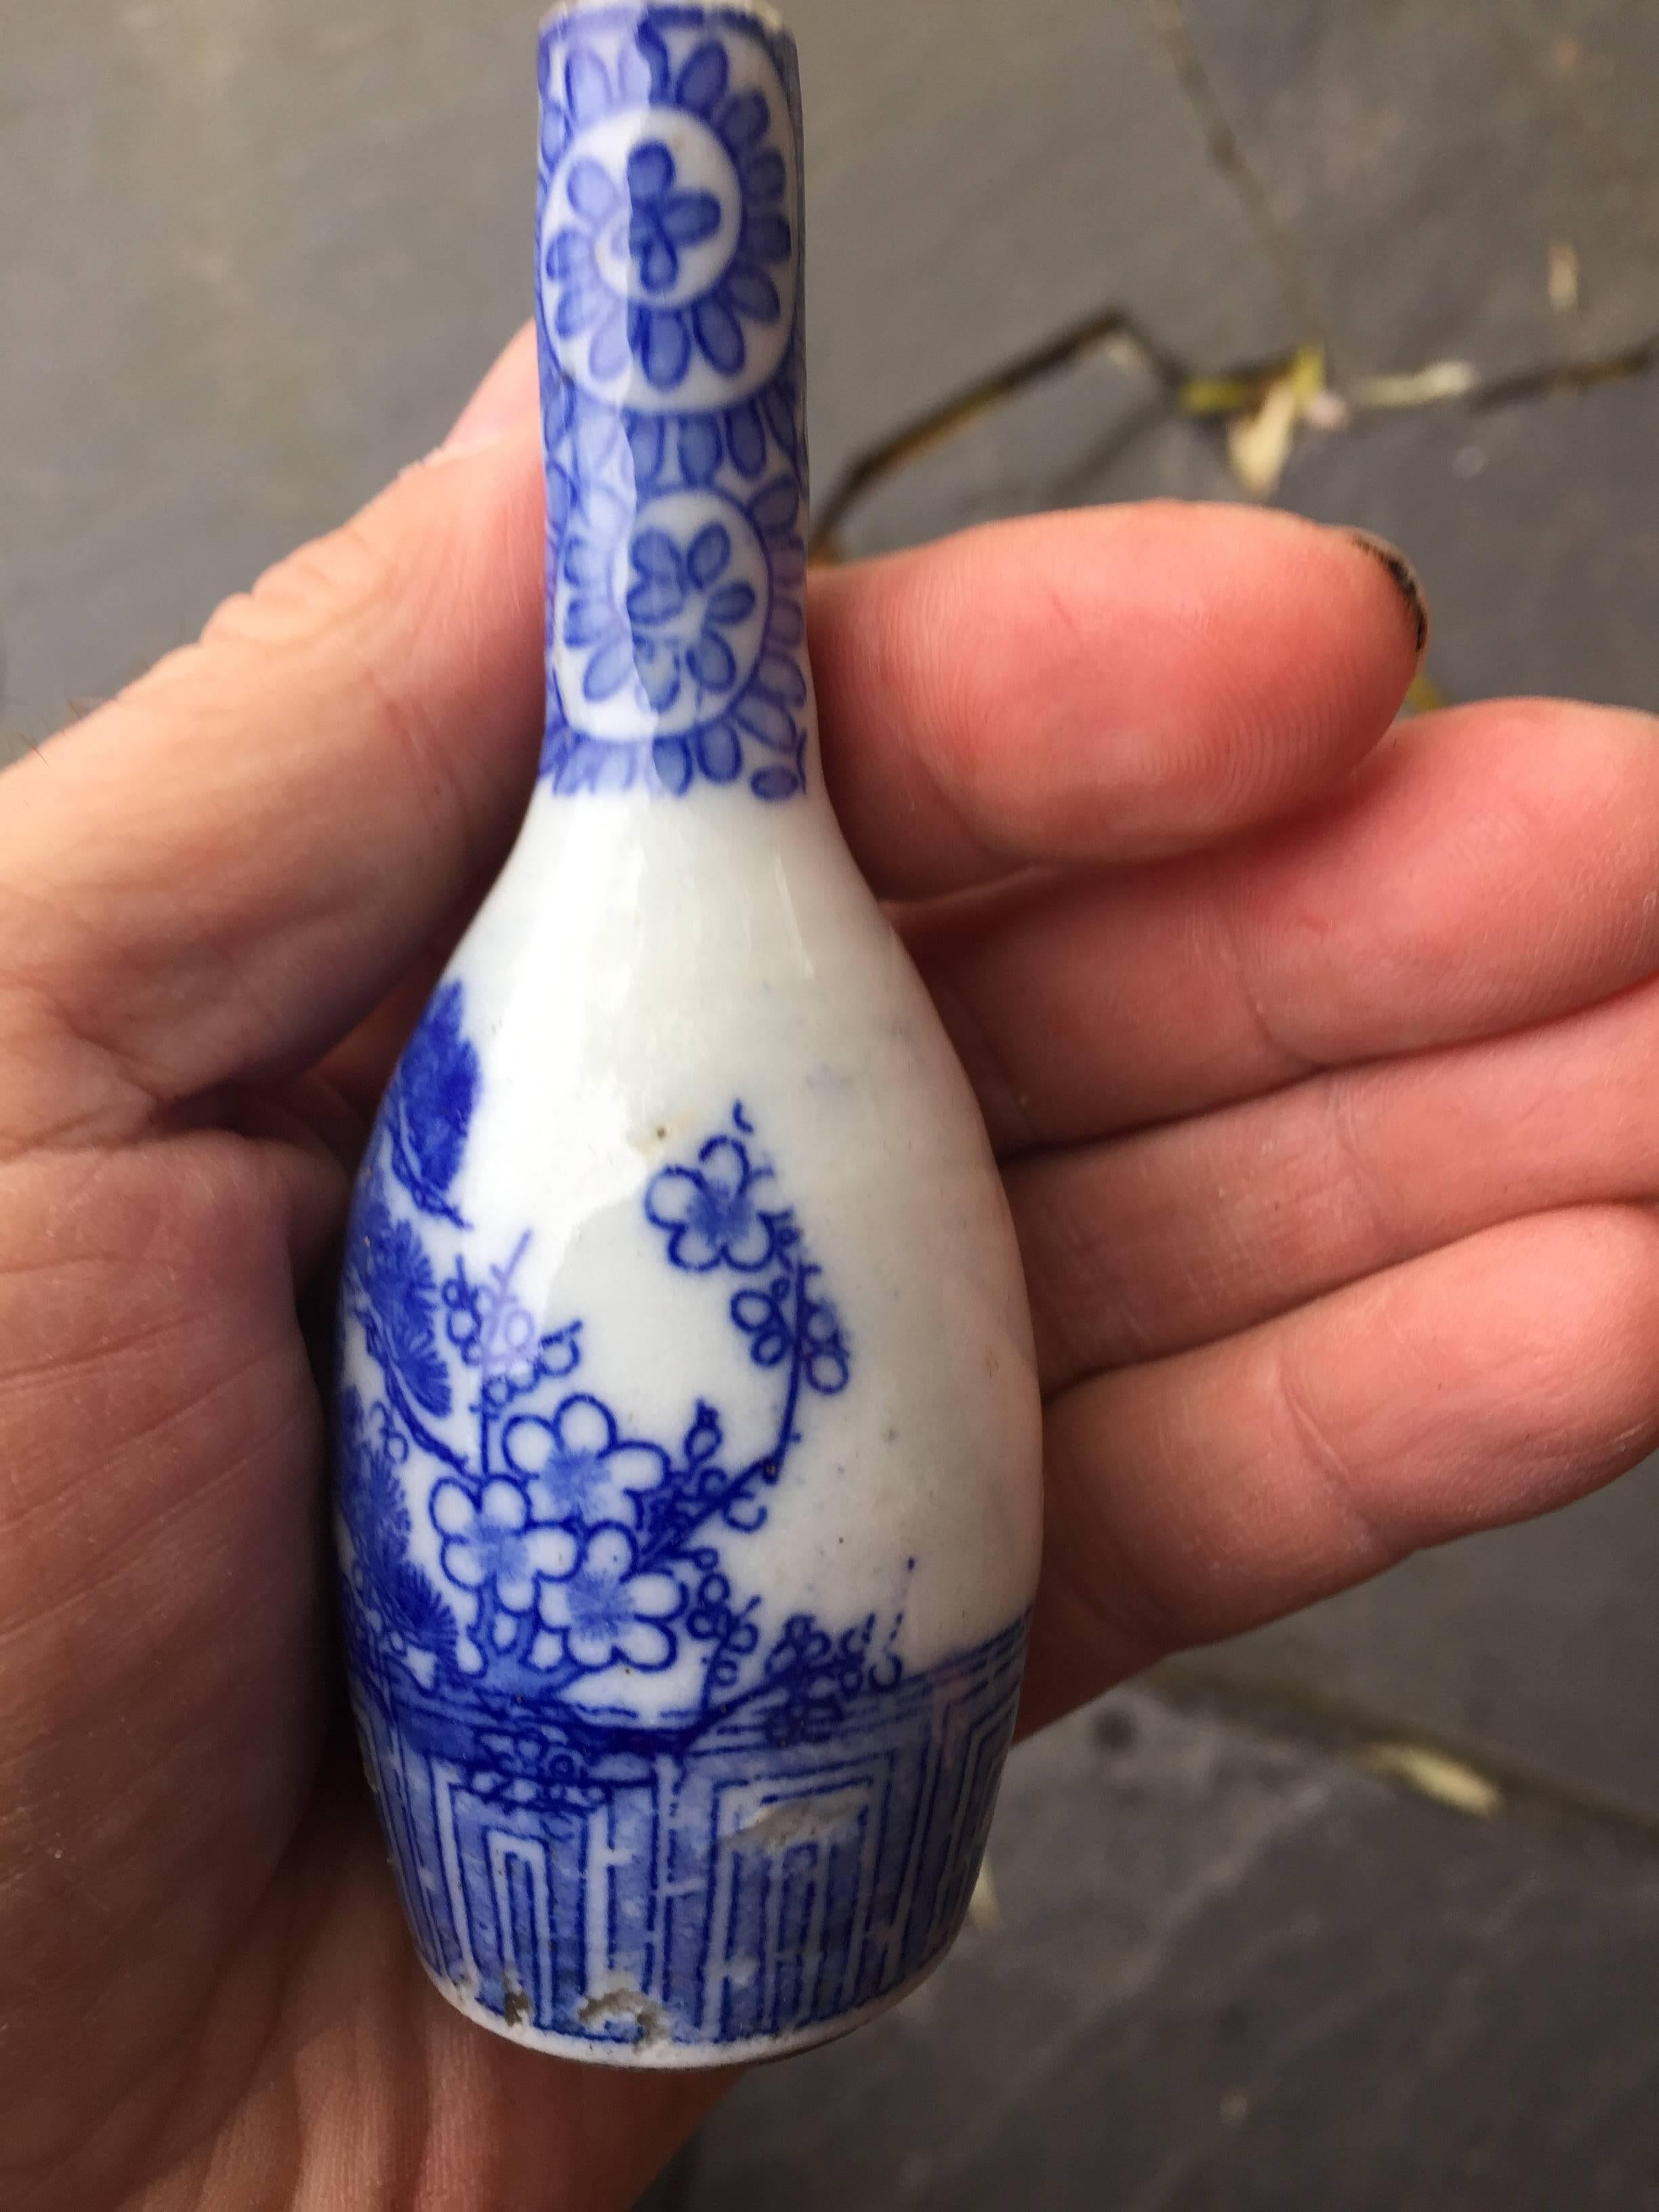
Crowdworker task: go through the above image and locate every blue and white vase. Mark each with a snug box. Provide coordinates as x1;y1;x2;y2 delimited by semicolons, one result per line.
333;0;1042;2066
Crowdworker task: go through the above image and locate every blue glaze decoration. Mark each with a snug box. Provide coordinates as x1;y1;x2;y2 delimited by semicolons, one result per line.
535;5;813;802
336;981;1025;2051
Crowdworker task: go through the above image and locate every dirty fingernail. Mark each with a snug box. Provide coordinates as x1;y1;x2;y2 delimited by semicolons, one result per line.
438;323;541;457
1345;527;1430;659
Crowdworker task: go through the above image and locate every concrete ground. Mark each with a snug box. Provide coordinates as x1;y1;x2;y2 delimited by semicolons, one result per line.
5;3;1659;2204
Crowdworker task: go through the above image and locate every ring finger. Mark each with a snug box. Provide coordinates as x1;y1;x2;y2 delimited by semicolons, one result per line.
1009;970;1659;1393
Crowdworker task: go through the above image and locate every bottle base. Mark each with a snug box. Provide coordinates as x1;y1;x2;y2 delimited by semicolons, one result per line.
418;1948;951;2069
352;1612;1029;2070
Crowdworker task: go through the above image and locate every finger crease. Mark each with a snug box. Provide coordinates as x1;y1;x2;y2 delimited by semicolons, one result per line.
1271;1343;1402;1575
1214;890;1319;1090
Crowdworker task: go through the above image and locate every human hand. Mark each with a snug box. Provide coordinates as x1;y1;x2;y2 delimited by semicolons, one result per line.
5;323;1658;2209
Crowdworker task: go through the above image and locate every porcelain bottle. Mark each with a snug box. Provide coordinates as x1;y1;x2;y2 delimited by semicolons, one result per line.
333;0;1043;2066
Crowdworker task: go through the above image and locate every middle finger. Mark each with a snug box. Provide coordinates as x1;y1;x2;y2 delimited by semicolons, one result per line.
906;697;1659;1152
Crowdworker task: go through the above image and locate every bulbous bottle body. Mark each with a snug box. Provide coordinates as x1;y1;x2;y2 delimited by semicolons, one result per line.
333;0;1042;2066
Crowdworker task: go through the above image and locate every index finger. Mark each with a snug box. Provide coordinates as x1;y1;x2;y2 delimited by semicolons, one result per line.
813;504;1426;898
0;461;1414;1144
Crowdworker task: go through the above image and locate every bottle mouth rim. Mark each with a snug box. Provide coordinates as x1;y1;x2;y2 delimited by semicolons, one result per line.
540;0;789;33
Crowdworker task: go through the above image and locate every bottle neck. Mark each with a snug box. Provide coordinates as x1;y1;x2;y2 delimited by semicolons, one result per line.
534;3;813;812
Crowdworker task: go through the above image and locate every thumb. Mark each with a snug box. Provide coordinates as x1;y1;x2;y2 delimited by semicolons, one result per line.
0;325;545;1151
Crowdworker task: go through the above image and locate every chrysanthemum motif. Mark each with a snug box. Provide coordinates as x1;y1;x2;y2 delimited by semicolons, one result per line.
539;24;797;409
646;1134;775;1273
554;482;773;736
628;518;756;705
535;15;813;799
431;1479;578;1618
502;1393;668;1532
618;141;722;298
532;1527;683;1673
541;465;809;798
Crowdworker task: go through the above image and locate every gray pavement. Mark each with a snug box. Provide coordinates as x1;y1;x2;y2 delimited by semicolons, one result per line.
691;1690;1659;2211
1183;0;1659;385
6;3;1659;2204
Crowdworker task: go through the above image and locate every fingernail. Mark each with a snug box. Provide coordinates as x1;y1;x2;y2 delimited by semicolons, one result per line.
1345;528;1430;659
437;323;540;457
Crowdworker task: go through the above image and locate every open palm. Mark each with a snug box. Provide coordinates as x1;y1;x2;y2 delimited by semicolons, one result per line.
5;329;1657;2212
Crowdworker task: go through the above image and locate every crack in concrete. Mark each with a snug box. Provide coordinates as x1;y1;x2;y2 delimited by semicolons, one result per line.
1472;331;1659;414
811;305;1187;558
813;0;1340;555
811;0;1659;561
817;309;1659;561
1149;0;1329;349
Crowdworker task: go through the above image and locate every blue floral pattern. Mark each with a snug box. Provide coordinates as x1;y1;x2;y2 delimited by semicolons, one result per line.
540;27;794;405
560;490;768;722
532;1526;683;1672
646;1132;775;1270
621;142;722;295
536;4;813;800
340;985;858;1721
627;520;754;702
431;1479;579;1669
503;1393;668;1530
337;970;1029;2054
384;980;479;1227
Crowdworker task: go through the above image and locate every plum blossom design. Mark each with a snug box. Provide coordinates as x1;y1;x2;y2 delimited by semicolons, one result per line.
443;1239;582;1414
533;1527;683;1672
502;1393;668;1531
647;1132;775;1272
343;1022;866;1713
541;35;791;395
762;1614;875;1749
431;1478;578;1618
733;1269;849;1397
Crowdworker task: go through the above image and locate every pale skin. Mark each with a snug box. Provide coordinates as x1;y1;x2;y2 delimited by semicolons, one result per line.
5;321;1659;2211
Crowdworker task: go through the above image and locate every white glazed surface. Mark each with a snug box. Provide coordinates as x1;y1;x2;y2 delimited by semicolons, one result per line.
335;770;1044;2066
441;776;1043;1693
